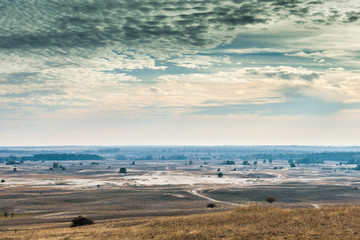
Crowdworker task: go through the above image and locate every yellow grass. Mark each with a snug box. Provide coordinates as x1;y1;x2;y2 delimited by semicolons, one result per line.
1;206;360;239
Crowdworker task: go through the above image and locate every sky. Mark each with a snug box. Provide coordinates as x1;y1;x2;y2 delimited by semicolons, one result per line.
1;0;360;146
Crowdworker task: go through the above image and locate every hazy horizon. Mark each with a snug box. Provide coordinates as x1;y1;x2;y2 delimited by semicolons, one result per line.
1;1;360;146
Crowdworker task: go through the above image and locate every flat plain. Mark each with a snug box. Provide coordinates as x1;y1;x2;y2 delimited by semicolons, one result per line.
1;154;360;239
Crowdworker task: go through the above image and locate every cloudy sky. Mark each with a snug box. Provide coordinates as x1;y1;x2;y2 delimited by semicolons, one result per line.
1;0;360;146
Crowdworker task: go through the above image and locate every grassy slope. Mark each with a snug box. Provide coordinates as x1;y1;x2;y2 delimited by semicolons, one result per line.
1;206;360;239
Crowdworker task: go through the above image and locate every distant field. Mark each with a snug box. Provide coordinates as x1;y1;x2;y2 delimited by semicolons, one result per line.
1;206;360;239
203;183;360;204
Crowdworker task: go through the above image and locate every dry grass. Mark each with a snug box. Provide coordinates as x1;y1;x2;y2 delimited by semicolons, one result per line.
2;205;360;239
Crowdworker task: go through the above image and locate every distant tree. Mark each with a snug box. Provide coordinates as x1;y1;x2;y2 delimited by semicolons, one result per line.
242;161;251;165
263;159;266;163
253;161;258;165
1;179;5;183
269;159;272;164
189;161;193;165
131;161;135;165
13;168;17;172
70;216;94;227
223;161;235;165
217;168;221;171
347;159;356;165
203;162;208;165
266;196;276;204
290;163;296;168
53;162;59;168
207;203;216;208
218;172;223;178
4;211;8;218
49;168;54;171
119;167;127;173
61;166;66;170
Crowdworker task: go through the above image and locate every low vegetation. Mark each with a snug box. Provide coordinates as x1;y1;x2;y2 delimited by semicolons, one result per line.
70;216;94;227
265;196;276;203
207;203;216;208
2;206;360;239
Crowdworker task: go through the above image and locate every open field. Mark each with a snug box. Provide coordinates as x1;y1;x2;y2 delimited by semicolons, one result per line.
1;156;360;237
1;206;360;239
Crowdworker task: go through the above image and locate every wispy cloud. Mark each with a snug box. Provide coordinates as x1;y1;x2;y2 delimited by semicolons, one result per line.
1;0;360;145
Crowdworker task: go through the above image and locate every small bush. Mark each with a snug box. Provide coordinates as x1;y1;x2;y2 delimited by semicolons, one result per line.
70;216;94;227
207;203;217;208
1;179;5;183
266;196;276;204
217;172;223;178
119;167;127;173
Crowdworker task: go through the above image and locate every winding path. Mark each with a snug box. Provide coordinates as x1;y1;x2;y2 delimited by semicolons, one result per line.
189;188;244;206
189;188;321;209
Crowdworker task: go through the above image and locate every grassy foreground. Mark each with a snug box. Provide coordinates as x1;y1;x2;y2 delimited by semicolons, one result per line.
1;206;360;239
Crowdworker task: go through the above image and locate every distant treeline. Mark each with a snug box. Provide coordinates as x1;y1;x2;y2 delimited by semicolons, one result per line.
98;148;120;153
1;153;104;162
115;154;188;160
295;158;324;164
243;152;360;162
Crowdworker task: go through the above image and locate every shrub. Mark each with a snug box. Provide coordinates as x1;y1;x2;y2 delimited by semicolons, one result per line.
207;203;217;208
119;167;127;173
266;196;276;204
290;163;296;168
223;161;235;165
70;216;94;227
218;172;223;178
1;179;5;183
13;168;17;172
